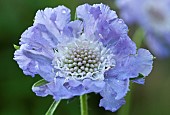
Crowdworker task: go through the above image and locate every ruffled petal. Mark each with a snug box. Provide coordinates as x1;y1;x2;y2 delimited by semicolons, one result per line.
82;79;105;93
32;77;105;101
32;77;73;101
106;48;153;81
76;4;118;37
65;78;105;96
63;20;83;38
94;19;129;47
76;3;117;25
99;82;125;112
76;4;92;21
14;45;37;77
76;4;134;57
104;77;129;100
93;4;118;21
76;4;96;36
99;97;125;112
32;83;52;97
110;35;136;58
14;44;55;81
20;25;58;48
130;49;153;77
34;6;71;43
34;6;70;30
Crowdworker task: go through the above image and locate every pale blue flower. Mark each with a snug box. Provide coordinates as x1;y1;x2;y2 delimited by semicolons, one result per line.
14;4;153;112
116;0;170;58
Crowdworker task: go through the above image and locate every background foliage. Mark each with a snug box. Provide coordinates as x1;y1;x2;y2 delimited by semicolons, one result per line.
0;0;170;115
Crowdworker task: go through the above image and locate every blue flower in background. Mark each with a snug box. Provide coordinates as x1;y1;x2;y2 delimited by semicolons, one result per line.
116;0;170;58
14;4;153;112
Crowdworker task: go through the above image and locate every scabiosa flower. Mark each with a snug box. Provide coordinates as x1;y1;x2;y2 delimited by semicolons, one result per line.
14;4;153;112
116;0;170;58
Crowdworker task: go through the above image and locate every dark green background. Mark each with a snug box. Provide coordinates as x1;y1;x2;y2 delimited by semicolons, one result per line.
0;0;170;115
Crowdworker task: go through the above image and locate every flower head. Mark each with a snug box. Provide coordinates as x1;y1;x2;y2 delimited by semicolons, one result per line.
116;0;170;58
14;4;153;112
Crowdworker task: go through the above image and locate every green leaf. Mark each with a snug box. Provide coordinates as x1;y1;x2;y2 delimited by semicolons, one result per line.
13;44;20;50
32;79;48;87
130;73;145;80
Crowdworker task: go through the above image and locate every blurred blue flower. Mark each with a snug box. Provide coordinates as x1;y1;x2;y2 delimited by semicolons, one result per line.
116;0;170;58
14;4;153;112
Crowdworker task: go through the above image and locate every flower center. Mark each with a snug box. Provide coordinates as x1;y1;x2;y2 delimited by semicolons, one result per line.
53;35;115;80
63;47;100;76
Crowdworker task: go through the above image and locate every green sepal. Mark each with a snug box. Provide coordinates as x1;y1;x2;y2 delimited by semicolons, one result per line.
13;44;20;50
32;79;49;87
74;11;78;20
130;73;145;80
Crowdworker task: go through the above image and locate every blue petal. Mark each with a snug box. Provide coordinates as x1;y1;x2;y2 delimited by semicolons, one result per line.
100;35;137;80
14;45;37;77
34;6;71;43
89;6;102;19
129;49;153;77
63;20;83;38
105;49;153;84
66;79;105;96
93;4;118;21
99;82;125;112
109;35;136;58
76;4;118;37
104;77;129;100
130;49;153;83
14;44;55;81
76;4;96;36
77;3;117;23
106;48;153;82
82;79;105;93
47;78;74;101
76;4;92;22
20;24;58;48
32;83;52;97
14;23;58;81
34;6;70;30
32;77;73;101
32;77;105;101
76;4;133;55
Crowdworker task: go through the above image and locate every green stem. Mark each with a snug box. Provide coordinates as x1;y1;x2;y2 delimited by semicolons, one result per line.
45;100;61;115
80;94;88;115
